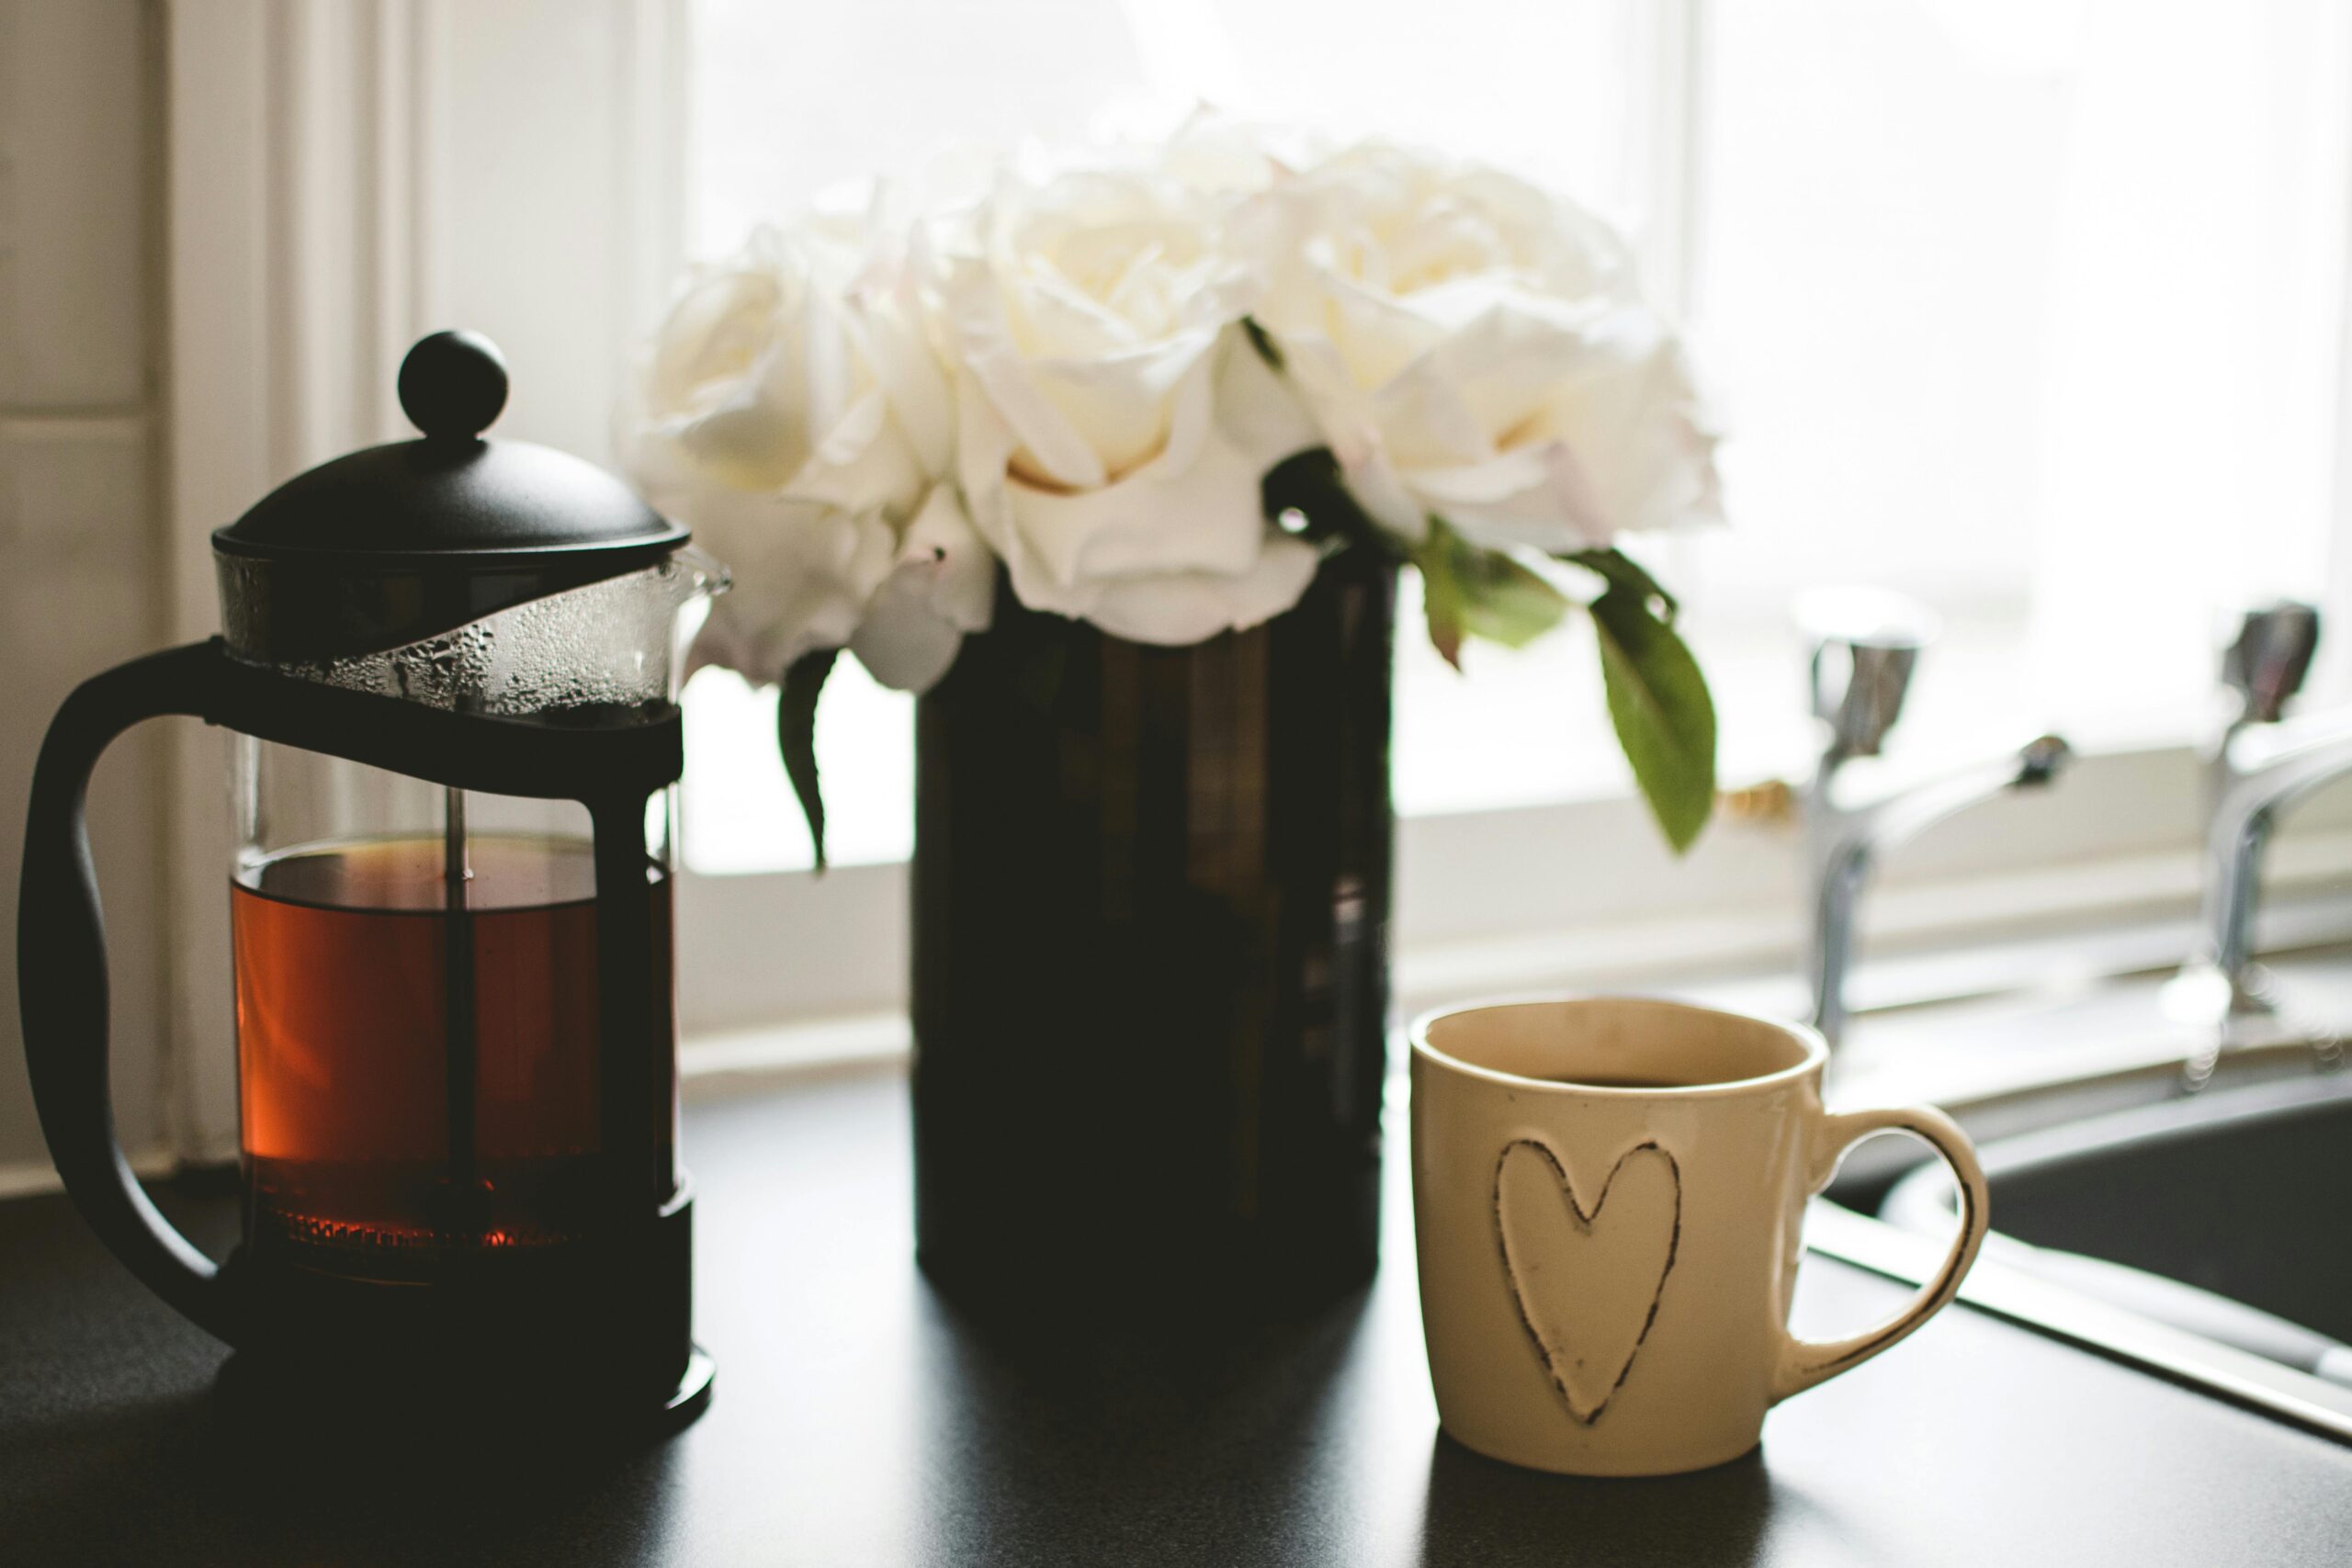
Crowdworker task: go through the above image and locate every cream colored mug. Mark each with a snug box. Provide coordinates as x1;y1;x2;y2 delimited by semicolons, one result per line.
1410;996;1990;1477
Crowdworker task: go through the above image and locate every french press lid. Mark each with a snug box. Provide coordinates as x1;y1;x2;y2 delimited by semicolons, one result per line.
213;331;688;662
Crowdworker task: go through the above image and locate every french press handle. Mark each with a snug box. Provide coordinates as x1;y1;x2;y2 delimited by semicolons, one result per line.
22;638;687;1347
18;641;246;1344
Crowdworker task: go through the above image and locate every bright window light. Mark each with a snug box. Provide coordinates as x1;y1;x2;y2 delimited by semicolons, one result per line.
681;0;2351;874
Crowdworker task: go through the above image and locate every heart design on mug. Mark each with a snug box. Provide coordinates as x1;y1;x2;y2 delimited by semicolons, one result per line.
1493;1137;1683;1425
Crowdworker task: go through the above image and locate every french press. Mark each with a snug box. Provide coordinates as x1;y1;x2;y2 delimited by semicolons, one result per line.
18;332;722;1428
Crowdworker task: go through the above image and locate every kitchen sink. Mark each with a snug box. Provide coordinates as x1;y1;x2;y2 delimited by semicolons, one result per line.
1822;1032;2341;1211
1878;1069;2352;1402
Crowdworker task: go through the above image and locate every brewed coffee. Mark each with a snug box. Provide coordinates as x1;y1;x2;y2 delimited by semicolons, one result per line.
1540;1074;1694;1089
232;835;673;1269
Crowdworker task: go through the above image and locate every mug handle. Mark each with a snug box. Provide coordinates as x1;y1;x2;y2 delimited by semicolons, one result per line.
1770;1104;1990;1402
19;640;244;1345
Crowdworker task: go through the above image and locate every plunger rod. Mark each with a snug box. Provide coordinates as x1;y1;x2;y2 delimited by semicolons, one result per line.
443;784;477;1192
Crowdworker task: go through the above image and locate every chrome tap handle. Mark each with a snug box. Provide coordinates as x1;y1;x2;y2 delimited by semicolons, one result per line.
2222;601;2319;727
1798;586;1940;763
1792;588;2075;1049
2207;601;2323;982
1804;734;2071;1048
2016;732;2070;786
2169;600;2350;1087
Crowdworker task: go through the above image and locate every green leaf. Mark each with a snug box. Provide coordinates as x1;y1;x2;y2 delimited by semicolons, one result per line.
1419;538;1467;668
778;649;839;873
1457;552;1573;649
1566;547;1679;621
1590;587;1717;853
1412;517;1572;670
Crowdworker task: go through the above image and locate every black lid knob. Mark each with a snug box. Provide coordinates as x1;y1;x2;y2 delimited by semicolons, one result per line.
212;326;687;663
398;330;509;440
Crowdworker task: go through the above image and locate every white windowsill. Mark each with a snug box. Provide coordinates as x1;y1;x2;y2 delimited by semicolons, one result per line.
675;732;2352;1035
671;824;2352;1092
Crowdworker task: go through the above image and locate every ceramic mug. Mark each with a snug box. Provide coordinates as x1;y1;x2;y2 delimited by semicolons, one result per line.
1410;996;1990;1476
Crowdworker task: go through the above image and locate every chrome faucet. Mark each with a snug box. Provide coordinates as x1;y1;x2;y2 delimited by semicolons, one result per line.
2167;601;2352;1079
1792;589;2072;1048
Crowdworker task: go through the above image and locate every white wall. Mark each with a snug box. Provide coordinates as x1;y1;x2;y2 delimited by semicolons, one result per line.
0;0;687;1187
0;0;171;1186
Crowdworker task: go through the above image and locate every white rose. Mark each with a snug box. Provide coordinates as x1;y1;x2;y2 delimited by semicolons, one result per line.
923;160;1323;646
628;220;993;692
1249;143;1722;554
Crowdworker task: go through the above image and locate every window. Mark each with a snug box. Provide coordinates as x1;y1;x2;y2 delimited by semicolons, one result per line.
119;0;2352;1167
673;0;2352;1030
1690;0;2352;753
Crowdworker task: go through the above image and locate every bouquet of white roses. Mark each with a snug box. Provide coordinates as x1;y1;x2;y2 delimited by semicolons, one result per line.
628;121;1724;859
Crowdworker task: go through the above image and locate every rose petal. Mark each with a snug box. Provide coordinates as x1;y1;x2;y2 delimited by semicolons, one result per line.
936;254;1111;491
849;571;967;692
1081;536;1321;645
1214;325;1324;468
787;389;929;520
1342;452;1431;541
953;365;1053;590
1409;444;1615;553
858;259;956;477
898;482;999;633
682;490;897;682
1023;329;1218;482
994;328;1318;599
644;255;785;417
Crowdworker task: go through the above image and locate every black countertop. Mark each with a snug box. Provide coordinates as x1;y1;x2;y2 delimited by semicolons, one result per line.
5;1066;2350;1566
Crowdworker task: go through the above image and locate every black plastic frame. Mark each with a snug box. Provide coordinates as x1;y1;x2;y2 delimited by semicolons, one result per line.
17;638;693;1411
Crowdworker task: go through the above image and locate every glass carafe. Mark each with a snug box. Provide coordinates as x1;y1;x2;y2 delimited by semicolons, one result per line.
224;556;715;1270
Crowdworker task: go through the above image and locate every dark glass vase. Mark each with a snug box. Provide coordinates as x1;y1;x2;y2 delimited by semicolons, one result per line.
910;546;1396;1314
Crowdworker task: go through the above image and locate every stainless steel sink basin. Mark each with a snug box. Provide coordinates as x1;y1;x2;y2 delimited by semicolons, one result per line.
1881;1072;2352;1397
1823;1034;2340;1207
